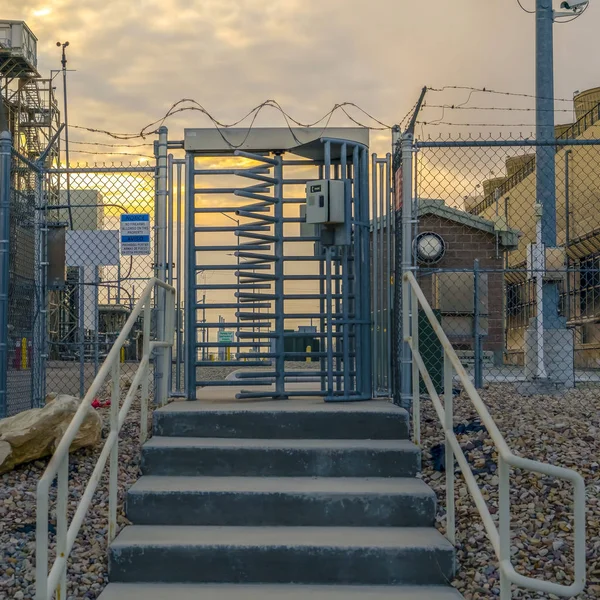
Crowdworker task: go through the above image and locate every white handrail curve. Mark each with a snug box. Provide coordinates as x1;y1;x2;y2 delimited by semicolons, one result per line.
404;271;586;599
35;278;176;600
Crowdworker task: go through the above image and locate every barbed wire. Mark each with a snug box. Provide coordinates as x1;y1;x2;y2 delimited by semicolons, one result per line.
70;99;394;147
428;86;573;102
138;99;393;138
67;90;580;148
69;124;144;140
65;138;154;148
423;104;574;113
61;147;154;159
516;0;535;14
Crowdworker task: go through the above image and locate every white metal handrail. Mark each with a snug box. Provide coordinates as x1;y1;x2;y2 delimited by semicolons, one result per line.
35;278;176;600
404;271;586;599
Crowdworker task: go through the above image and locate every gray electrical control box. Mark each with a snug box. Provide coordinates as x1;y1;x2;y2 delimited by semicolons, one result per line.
305;180;345;224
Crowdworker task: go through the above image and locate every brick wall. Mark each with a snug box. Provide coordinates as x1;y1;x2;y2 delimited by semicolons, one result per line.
417;213;505;362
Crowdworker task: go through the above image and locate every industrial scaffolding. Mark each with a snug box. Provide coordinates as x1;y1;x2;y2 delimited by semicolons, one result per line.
0;21;60;199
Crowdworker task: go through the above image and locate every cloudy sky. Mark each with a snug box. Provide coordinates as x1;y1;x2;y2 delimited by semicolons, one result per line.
4;1;600;335
6;0;600;160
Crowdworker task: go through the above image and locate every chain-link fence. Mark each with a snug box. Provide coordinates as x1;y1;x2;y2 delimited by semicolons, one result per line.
0;142;45;417
45;163;157;399
397;113;600;392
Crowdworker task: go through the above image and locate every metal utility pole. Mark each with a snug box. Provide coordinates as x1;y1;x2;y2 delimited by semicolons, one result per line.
530;0;587;383
536;0;560;324
56;41;73;230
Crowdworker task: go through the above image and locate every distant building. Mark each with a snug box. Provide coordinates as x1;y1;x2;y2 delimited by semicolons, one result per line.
470;87;600;367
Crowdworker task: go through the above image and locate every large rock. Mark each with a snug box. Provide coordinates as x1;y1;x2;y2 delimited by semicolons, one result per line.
0;394;102;474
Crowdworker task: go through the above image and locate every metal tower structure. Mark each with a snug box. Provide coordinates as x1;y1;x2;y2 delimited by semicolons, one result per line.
0;21;61;198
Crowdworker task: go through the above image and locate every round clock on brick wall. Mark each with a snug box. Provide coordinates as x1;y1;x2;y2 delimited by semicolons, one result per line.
414;231;446;265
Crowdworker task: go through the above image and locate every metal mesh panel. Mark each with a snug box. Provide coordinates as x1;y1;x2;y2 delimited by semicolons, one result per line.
4;151;42;416
45;164;157;398
405;132;600;390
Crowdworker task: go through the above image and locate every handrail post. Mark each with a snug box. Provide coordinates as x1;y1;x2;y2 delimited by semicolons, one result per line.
167;289;176;348
141;299;151;442
411;286;420;445
158;289;172;407
56;455;68;599
161;288;175;407
35;481;49;600
108;360;120;543
499;456;511;599
444;349;455;546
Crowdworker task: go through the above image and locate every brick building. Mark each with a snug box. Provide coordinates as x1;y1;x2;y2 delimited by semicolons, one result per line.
415;199;519;365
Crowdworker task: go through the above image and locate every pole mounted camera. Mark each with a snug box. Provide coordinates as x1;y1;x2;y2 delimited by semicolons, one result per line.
558;1;589;12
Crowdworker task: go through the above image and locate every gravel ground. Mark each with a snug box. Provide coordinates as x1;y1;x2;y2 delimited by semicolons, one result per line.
0;362;321;599
0;371;153;600
1;379;598;599
420;384;600;599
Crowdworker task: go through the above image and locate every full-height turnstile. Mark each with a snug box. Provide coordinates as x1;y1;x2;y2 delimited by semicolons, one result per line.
183;127;390;401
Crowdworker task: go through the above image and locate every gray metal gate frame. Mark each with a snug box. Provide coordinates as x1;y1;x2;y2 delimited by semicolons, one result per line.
182;128;375;402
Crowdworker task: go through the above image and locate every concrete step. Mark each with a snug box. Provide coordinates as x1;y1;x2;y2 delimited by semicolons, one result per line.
98;583;465;599
154;400;409;440
141;438;420;478
109;526;455;585
126;476;436;527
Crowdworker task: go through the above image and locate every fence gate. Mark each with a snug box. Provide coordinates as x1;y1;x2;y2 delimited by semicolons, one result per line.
184;127;384;402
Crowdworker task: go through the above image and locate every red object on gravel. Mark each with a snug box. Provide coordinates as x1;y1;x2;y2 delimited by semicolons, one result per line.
91;398;111;409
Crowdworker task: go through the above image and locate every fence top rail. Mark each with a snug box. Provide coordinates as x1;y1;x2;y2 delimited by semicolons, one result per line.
414;138;600;148
404;270;586;597
47;166;156;174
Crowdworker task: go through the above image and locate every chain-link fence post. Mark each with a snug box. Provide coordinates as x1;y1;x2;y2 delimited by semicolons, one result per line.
392;127;400;404
0;130;11;419
400;131;414;410
155;126;169;405
473;259;483;389
33;168;46;407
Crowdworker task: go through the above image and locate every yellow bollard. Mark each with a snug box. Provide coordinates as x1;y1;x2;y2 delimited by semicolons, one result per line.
226;347;231;361
21;338;27;370
120;347;125;363
306;345;312;363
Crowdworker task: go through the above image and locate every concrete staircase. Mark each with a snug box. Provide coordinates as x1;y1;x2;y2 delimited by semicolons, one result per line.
98;399;463;599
